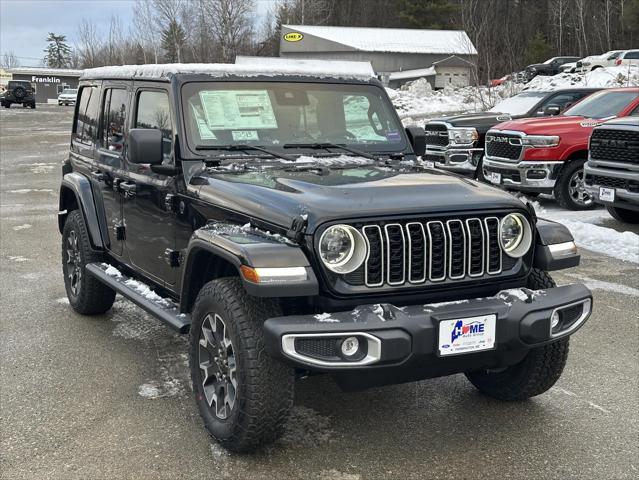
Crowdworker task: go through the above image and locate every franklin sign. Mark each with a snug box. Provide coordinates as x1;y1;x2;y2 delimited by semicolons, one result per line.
32;76;61;83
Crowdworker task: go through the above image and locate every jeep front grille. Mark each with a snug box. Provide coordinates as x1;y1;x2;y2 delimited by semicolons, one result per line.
359;216;509;288
590;128;639;164
425;123;449;147
486;133;523;160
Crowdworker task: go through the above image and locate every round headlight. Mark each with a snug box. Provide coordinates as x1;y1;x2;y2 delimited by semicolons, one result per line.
499;213;532;258
319;224;367;274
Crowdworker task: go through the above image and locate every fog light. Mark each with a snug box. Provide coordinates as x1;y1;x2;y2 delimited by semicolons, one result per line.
340;336;359;357
551;311;560;330
527;170;547;180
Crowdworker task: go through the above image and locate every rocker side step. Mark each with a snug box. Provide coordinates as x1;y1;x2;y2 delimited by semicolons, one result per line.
86;262;191;333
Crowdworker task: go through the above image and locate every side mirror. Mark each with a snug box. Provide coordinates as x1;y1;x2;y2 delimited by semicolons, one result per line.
128;128;163;165
544;105;561;116
405;126;426;156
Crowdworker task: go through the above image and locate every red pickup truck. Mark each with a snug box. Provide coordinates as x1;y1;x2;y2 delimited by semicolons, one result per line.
482;88;639;210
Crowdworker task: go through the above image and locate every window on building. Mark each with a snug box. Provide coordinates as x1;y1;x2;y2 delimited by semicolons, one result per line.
135;90;172;162
101;89;128;153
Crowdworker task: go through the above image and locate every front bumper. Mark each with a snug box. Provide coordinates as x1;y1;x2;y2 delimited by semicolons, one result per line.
264;284;592;373
584;162;639;211
424;147;483;174
483;158;563;192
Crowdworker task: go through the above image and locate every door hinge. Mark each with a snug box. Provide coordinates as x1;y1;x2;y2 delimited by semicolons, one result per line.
114;224;126;241
164;249;181;267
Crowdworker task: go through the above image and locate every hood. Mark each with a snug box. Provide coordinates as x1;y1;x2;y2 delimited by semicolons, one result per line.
431;112;518;134
190;161;525;233
493;115;605;136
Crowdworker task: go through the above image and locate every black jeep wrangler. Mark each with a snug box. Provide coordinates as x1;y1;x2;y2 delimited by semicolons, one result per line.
58;64;592;452
0;80;36;109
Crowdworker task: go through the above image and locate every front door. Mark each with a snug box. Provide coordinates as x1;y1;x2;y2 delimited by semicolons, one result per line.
121;88;177;286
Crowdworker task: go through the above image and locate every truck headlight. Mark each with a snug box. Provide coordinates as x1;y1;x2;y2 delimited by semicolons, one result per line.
449;127;479;145
522;135;560;147
499;213;532;258
319;224;367;274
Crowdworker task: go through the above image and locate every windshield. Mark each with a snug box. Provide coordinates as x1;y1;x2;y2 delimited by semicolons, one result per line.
488;92;547;115
563;90;637;118
181;81;406;156
543;58;556;65
62;89;77;94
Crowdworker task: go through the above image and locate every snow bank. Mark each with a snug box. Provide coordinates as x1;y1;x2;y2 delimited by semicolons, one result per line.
520;196;639;264
390;78;523;122
524;65;639;91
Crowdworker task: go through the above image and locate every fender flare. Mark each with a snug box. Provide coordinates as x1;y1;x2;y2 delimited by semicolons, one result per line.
58;172;104;249
179;225;318;312
533;219;580;271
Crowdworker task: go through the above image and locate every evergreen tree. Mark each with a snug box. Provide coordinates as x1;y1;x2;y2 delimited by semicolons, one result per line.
525;32;553;66
398;0;460;29
161;19;186;63
44;33;72;68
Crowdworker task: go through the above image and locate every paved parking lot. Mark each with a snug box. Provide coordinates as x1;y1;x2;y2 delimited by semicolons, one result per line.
1;105;637;480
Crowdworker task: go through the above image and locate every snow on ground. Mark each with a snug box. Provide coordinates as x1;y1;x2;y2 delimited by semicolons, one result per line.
519;195;639;264
390;65;639;122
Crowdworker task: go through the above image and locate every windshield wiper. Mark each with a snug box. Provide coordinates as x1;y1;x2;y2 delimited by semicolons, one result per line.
282;142;379;161
195;144;293;161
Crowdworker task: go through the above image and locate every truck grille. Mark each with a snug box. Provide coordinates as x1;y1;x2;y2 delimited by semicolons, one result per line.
590;128;639;164
586;174;639;192
425;123;449;147
358;216;510;288
486;133;523;160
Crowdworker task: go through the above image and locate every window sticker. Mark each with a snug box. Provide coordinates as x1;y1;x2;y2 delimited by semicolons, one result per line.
232;130;259;141
199;90;278;130
197;118;217;139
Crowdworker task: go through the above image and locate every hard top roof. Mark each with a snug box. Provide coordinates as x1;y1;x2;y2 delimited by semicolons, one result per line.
80;62;376;82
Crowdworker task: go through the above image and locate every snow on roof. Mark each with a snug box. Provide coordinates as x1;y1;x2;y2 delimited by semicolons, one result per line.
9;67;82;77
234;56;375;77
283;25;477;55
389;66;436;81
80;62;375;81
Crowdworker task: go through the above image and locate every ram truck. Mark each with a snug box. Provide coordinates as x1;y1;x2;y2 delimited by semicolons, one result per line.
585;117;639;223
483;88;639;210
424;88;599;175
58;63;592;452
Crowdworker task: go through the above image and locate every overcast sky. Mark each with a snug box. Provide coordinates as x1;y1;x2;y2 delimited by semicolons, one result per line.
0;0;274;67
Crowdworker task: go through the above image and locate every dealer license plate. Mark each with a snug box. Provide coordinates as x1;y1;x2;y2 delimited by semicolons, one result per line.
599;187;615;203
424;160;436;169
487;172;501;185
438;314;496;356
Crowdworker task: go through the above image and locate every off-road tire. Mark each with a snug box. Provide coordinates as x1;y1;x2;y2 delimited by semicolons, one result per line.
61;210;116;315
465;268;569;400
30;103;36;109
13;86;26;99
3;102;10;108
607;205;638;224
554;159;595;210
189;277;294;452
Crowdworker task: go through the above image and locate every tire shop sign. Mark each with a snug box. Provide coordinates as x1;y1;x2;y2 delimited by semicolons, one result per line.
31;76;61;83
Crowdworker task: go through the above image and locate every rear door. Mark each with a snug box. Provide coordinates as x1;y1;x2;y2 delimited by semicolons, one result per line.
70;83;125;256
93;84;131;257
121;86;178;286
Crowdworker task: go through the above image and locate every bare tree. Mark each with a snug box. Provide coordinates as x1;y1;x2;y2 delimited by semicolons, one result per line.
0;51;20;68
76;18;101;68
206;0;255;63
133;0;161;63
153;0;186;62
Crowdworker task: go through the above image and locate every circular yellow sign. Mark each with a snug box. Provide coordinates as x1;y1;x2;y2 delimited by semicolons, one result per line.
284;32;304;42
